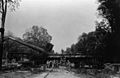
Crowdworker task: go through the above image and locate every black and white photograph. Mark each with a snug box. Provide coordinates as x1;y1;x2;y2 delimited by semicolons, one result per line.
0;0;120;78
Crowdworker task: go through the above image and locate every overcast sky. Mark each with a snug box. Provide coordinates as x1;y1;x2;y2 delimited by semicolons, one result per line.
5;0;98;53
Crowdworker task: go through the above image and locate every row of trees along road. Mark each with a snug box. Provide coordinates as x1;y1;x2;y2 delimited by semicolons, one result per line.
1;25;53;67
98;0;120;62
63;0;120;63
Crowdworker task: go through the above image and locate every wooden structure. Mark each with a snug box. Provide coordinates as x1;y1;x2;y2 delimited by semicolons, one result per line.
48;53;104;69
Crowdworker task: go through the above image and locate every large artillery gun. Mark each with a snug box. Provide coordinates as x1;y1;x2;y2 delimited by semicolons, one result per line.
3;36;54;69
7;36;53;53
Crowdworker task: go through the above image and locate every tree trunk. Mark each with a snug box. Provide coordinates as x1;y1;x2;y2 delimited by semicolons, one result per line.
0;30;4;70
0;0;7;70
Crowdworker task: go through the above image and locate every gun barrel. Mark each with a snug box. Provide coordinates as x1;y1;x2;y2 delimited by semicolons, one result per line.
8;37;47;53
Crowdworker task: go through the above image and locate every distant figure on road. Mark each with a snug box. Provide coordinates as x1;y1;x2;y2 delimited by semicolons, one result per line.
67;60;71;71
52;60;55;68
46;61;50;68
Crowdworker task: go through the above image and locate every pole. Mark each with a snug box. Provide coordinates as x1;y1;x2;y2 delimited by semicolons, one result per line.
0;28;4;70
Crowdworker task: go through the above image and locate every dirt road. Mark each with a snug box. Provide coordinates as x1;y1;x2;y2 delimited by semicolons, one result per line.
0;67;95;78
32;67;84;78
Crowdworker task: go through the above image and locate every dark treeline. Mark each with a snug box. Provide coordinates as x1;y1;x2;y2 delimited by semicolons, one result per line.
63;0;120;63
